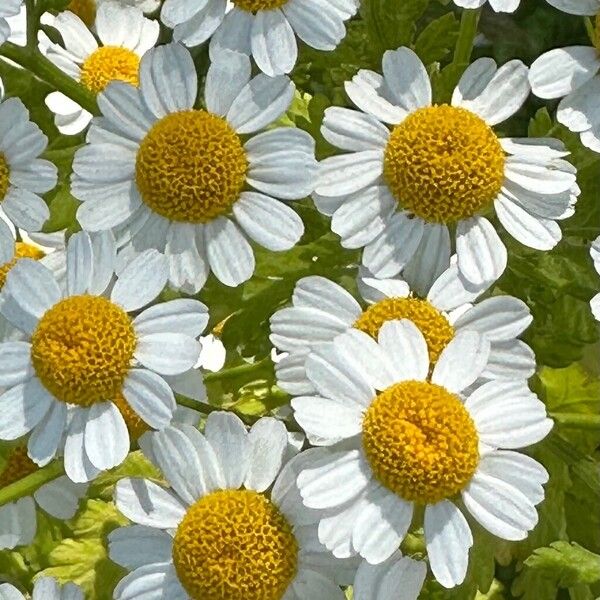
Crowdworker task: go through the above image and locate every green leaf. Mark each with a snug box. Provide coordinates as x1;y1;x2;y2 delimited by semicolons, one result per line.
525;542;600;588
415;13;460;65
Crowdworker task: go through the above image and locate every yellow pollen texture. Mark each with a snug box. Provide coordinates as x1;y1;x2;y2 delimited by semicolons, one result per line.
383;105;505;223
354;297;454;363
362;380;479;504
113;392;148;440
0;447;38;488
135;110;248;223
0;243;45;289
232;0;288;13
67;0;97;26
80;46;140;94
172;489;298;600
0;153;10;202
31;295;136;407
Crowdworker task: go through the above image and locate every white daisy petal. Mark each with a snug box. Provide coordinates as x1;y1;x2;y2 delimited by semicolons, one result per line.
208;7;253;58
503;155;577;195
205;411;250;489
354;554;426;600
115;478;186;528
0;497;36;550
431;331;490;393
164;223;209;294
204;50;251;116
251;9;297;76
134;299;208;337
63;410;102;483
111;249;168;311
233;192;304;251
27;401;66;466
164;368;207;403
108;525;173;571
134;333;201;375
172;0;226;47
275;353;315;395
322;107;390;152
1;188;50;232
456;216;507;287
381;47;432;112
424;501;472;589
88;230;117;295
10;160;57;194
315;151;383;197
66;231;93;296
482;339;536;380
122;369;176;430
0;342;34;387
357;272;410;304
33;475;87;520
84;402;129;471
293;276;361;321
113;562;187;600
227;74;294;134
245;417;289;491
427;262;487;312
0;378;53;440
298;449;371;509
288;569;345;600
51;11;97;61
377;320;429;382
452;57;497;106
205;217;255;287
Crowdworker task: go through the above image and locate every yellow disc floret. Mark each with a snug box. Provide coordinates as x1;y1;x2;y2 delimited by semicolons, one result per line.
172;489;298;600
136;110;248;223
80;46;140;94
0;243;45;289
67;0;97;26
0;153;10;202
383;105;505;223
362;380;479;504
232;0;287;12
31;295;136;407
354;297;454;363
0;447;38;488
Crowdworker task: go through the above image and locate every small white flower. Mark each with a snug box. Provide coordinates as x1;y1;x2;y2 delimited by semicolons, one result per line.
0;577;83;600
529;2;600;153
315;47;579;289
72;43;316;290
590;235;600;320
42;1;159;135
452;0;520;12
0;0;21;46
111;413;353;599
0;231;208;482
270;267;535;401
293;320;552;587
159;0;358;76
0;97;57;233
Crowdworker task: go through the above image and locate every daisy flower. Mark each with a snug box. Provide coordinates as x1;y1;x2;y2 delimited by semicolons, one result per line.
0;577;83;600
159;0;358;77
529;4;600;153
0;230;208;483
111;413;351;599
0;97;57;233
452;0;520;12
590;235;600;320
271;267;536;400
0;446;87;550
42;2;159;135
293;320;552;588
65;0;161;27
0;1;21;46
71;43;316;290
315;47;579;288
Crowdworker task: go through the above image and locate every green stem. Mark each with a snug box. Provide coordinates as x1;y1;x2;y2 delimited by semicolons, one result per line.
0;42;98;115
451;9;481;68
551;413;600;431
0;461;64;508
204;359;270;383
25;0;37;50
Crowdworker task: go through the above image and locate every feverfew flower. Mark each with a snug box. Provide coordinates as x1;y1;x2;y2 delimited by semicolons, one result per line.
65;0;161;26
42;2;159;135
590;235;600;320
270;266;535;399
315;47;579;288
72;43;316;290
0;0;21;45
294;320;552;587
0;577;83;600
111;414;351;599
0;231;208;482
160;0;358;76
529;4;600;153
0;97;57;233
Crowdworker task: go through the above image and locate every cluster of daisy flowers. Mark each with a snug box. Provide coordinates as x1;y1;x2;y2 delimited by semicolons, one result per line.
0;0;597;598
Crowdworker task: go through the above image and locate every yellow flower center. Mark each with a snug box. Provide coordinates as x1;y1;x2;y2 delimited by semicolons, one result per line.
0;243;45;289
172;489;298;600
135;110;248;223
0;153;10;202
232;0;287;13
383;105;505;223
67;0;97;26
31;295;136;407
113;392;148;440
0;447;38;488
80;46;140;95
354;297;454;363
362;380;479;504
